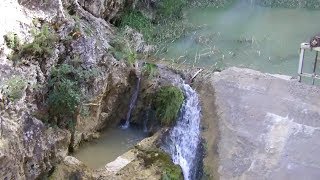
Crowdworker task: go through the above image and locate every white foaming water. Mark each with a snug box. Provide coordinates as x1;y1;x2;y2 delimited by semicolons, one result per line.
164;82;201;180
121;76;141;129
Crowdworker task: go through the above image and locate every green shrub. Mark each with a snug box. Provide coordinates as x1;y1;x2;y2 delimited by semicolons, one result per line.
2;76;26;102
48;78;81;117
120;10;154;41
142;62;158;78
110;34;138;65
4;32;20;50
156;0;187;20
11;24;58;61
48;64;97;128
154;86;184;126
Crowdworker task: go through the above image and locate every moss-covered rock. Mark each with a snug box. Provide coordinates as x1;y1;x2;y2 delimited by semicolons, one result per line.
154;86;184;126
136;149;183;180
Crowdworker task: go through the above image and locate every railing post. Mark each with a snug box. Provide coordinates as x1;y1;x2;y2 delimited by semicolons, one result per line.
312;51;319;85
298;43;306;82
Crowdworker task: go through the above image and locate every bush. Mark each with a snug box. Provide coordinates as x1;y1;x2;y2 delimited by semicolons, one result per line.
48;64;97;128
142;62;158;78
156;0;187;20
154;86;184;126
11;24;58;61
120;10;154;41
4;32;20;50
110;34;138;65
2;76;26;102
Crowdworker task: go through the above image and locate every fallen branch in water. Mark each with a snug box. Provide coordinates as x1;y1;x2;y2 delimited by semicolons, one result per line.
190;68;203;83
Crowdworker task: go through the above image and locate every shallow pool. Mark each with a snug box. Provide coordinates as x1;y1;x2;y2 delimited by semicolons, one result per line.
165;1;320;76
73;127;146;169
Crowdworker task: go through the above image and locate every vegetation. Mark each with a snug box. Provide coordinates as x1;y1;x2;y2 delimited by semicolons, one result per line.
156;0;187;19
120;10;154;41
10;24;58;62
137;148;183;180
48;64;97;128
4;32;20;50
117;0;194;47
110;34;138;66
254;0;320;8
2;76;26;102
142;62;158;78
188;0;236;8
154;86;184;126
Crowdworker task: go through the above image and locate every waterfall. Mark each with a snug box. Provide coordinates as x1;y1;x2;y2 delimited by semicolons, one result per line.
143;104;151;133
163;82;202;180
121;76;141;129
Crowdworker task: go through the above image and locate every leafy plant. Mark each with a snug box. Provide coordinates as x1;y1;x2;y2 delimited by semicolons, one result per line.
4;32;21;50
2;76;26;102
120;10;154;41
143;62;158;78
156;0;187;20
110;34;138;65
47;63;98;128
11;24;58;61
154;86;184;126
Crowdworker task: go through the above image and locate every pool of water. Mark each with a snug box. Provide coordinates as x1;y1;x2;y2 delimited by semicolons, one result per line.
165;1;320;76
73;127;147;169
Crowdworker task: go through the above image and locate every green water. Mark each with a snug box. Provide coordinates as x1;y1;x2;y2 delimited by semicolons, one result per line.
73;127;146;169
165;1;320;76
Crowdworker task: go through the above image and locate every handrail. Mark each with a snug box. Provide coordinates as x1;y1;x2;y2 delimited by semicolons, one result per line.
298;43;320;84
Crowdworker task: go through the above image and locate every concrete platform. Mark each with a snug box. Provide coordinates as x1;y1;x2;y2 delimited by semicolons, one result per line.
197;67;320;180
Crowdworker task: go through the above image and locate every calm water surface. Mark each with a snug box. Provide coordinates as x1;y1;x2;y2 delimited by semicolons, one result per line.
73;127;146;169
165;2;320;76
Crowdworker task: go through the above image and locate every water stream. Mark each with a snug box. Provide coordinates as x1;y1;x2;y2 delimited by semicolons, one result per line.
165;1;320;76
163;82;202;180
122;76;141;129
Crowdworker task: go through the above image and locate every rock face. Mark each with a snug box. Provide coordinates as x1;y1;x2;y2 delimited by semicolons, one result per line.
195;67;320;179
77;0;125;21
0;112;71;179
0;0;139;178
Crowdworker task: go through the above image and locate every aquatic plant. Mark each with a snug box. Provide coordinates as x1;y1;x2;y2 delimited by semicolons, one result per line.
154;86;184;126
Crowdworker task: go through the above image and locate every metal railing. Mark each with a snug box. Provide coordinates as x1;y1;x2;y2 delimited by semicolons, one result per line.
298;43;320;85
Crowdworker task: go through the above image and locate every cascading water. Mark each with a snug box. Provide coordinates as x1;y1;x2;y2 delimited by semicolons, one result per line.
143;104;151;133
121;76;141;129
163;82;202;180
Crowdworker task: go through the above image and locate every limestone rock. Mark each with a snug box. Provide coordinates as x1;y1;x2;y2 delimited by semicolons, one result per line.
77;0;125;21
0;0;135;178
0;113;71;179
49;156;96;179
